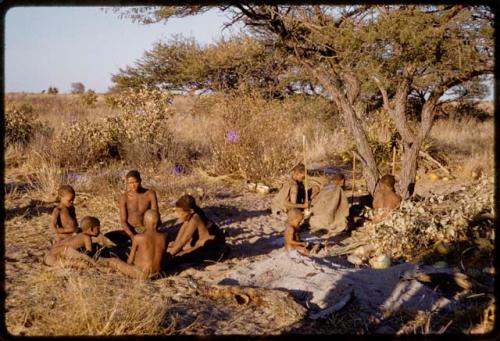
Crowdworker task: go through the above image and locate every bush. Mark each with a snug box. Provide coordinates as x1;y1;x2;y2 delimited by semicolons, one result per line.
5;104;48;147
47;86;58;95
202;89;299;182
52;87;174;168
81;89;98;107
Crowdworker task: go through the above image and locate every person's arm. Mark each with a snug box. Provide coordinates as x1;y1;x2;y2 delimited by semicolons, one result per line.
119;194;135;238
50;208;60;234
310;185;321;201
84;235;93;253
149;190;161;223
127;237;139;264
168;217;198;256
284;185;307;209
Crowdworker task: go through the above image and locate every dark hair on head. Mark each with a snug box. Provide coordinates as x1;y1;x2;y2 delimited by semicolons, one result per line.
175;194;208;222
58;185;75;197
380;174;396;188
292;163;305;173
80;216;100;231
126;170;141;181
332;173;345;182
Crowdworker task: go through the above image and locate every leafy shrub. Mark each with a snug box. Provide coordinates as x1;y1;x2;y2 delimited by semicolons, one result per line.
52;87;174;168
81;89;98;107
5;104;47;147
47;86;58;94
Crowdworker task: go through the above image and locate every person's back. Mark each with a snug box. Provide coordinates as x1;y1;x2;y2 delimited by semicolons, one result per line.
133;229;166;274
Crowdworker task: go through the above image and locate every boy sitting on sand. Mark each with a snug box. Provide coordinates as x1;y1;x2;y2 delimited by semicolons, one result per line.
372;174;402;223
44;216;100;269
50;185;79;242
103;210;166;280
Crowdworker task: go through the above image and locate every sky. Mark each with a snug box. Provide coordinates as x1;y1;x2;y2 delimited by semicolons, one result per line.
5;7;241;93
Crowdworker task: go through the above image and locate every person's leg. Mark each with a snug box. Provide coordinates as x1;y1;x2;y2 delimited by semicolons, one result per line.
106;258;148;280
61;247;97;265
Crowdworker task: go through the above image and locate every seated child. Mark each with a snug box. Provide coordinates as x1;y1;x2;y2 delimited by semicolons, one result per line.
44;216;100;269
284;209;310;256
50;185;78;242
103;210;166;280
372;174;402;223
167;194;226;265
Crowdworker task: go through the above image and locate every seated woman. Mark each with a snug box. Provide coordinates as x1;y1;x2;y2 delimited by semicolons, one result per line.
167;194;227;266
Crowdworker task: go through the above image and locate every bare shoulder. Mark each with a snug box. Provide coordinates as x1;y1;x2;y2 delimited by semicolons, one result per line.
52;206;61;214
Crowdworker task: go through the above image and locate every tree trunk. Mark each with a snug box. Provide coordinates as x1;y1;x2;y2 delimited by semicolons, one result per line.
398;141;421;199
338;100;380;194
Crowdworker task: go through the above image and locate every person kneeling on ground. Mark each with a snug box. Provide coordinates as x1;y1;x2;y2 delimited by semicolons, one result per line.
167;194;227;266
102;210;166;280
44;216;101;269
372;174;402;223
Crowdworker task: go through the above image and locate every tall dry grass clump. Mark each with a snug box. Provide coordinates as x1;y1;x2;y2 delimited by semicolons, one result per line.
10;270;174;336
199;89;301;181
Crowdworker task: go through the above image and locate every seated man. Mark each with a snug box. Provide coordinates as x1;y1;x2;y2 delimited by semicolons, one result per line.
118;170;160;240
308;173;349;237
102;210;166;280
167;194;227;266
44;216;101;269
372;174;402;223
271;163;326;218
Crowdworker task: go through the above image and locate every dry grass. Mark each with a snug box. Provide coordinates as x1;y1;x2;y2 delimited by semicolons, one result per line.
7;269;175;336
429;117;494;178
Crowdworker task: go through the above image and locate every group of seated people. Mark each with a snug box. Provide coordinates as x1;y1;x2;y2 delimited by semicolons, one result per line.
45;170;226;280
45;165;402;279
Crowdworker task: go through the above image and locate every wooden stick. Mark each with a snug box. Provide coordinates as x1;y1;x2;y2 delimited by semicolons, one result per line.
392;146;396;175
303;135;309;208
351;151;356;202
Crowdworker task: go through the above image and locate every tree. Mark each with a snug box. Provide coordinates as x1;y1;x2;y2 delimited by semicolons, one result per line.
71;82;85;94
114;5;494;199
110;34;310;99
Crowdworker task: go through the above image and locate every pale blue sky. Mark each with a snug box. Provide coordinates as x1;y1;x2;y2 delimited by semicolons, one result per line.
5;7;241;93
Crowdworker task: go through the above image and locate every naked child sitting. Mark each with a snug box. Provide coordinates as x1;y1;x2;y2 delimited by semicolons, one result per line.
284;209;310;256
103;210;166;280
119;170;160;239
50;185;79;242
44;216;100;269
372;174;402;223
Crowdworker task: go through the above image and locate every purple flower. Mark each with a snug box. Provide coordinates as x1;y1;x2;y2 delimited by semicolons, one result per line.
172;164;185;176
226;129;239;143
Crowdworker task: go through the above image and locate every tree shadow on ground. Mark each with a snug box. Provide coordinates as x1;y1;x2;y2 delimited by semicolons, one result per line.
5;199;53;221
203;205;272;227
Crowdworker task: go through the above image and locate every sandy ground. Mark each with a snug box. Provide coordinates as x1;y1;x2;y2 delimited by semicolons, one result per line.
3;170;483;335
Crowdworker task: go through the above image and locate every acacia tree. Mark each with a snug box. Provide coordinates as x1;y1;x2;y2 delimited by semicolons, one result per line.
115;5;493;199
